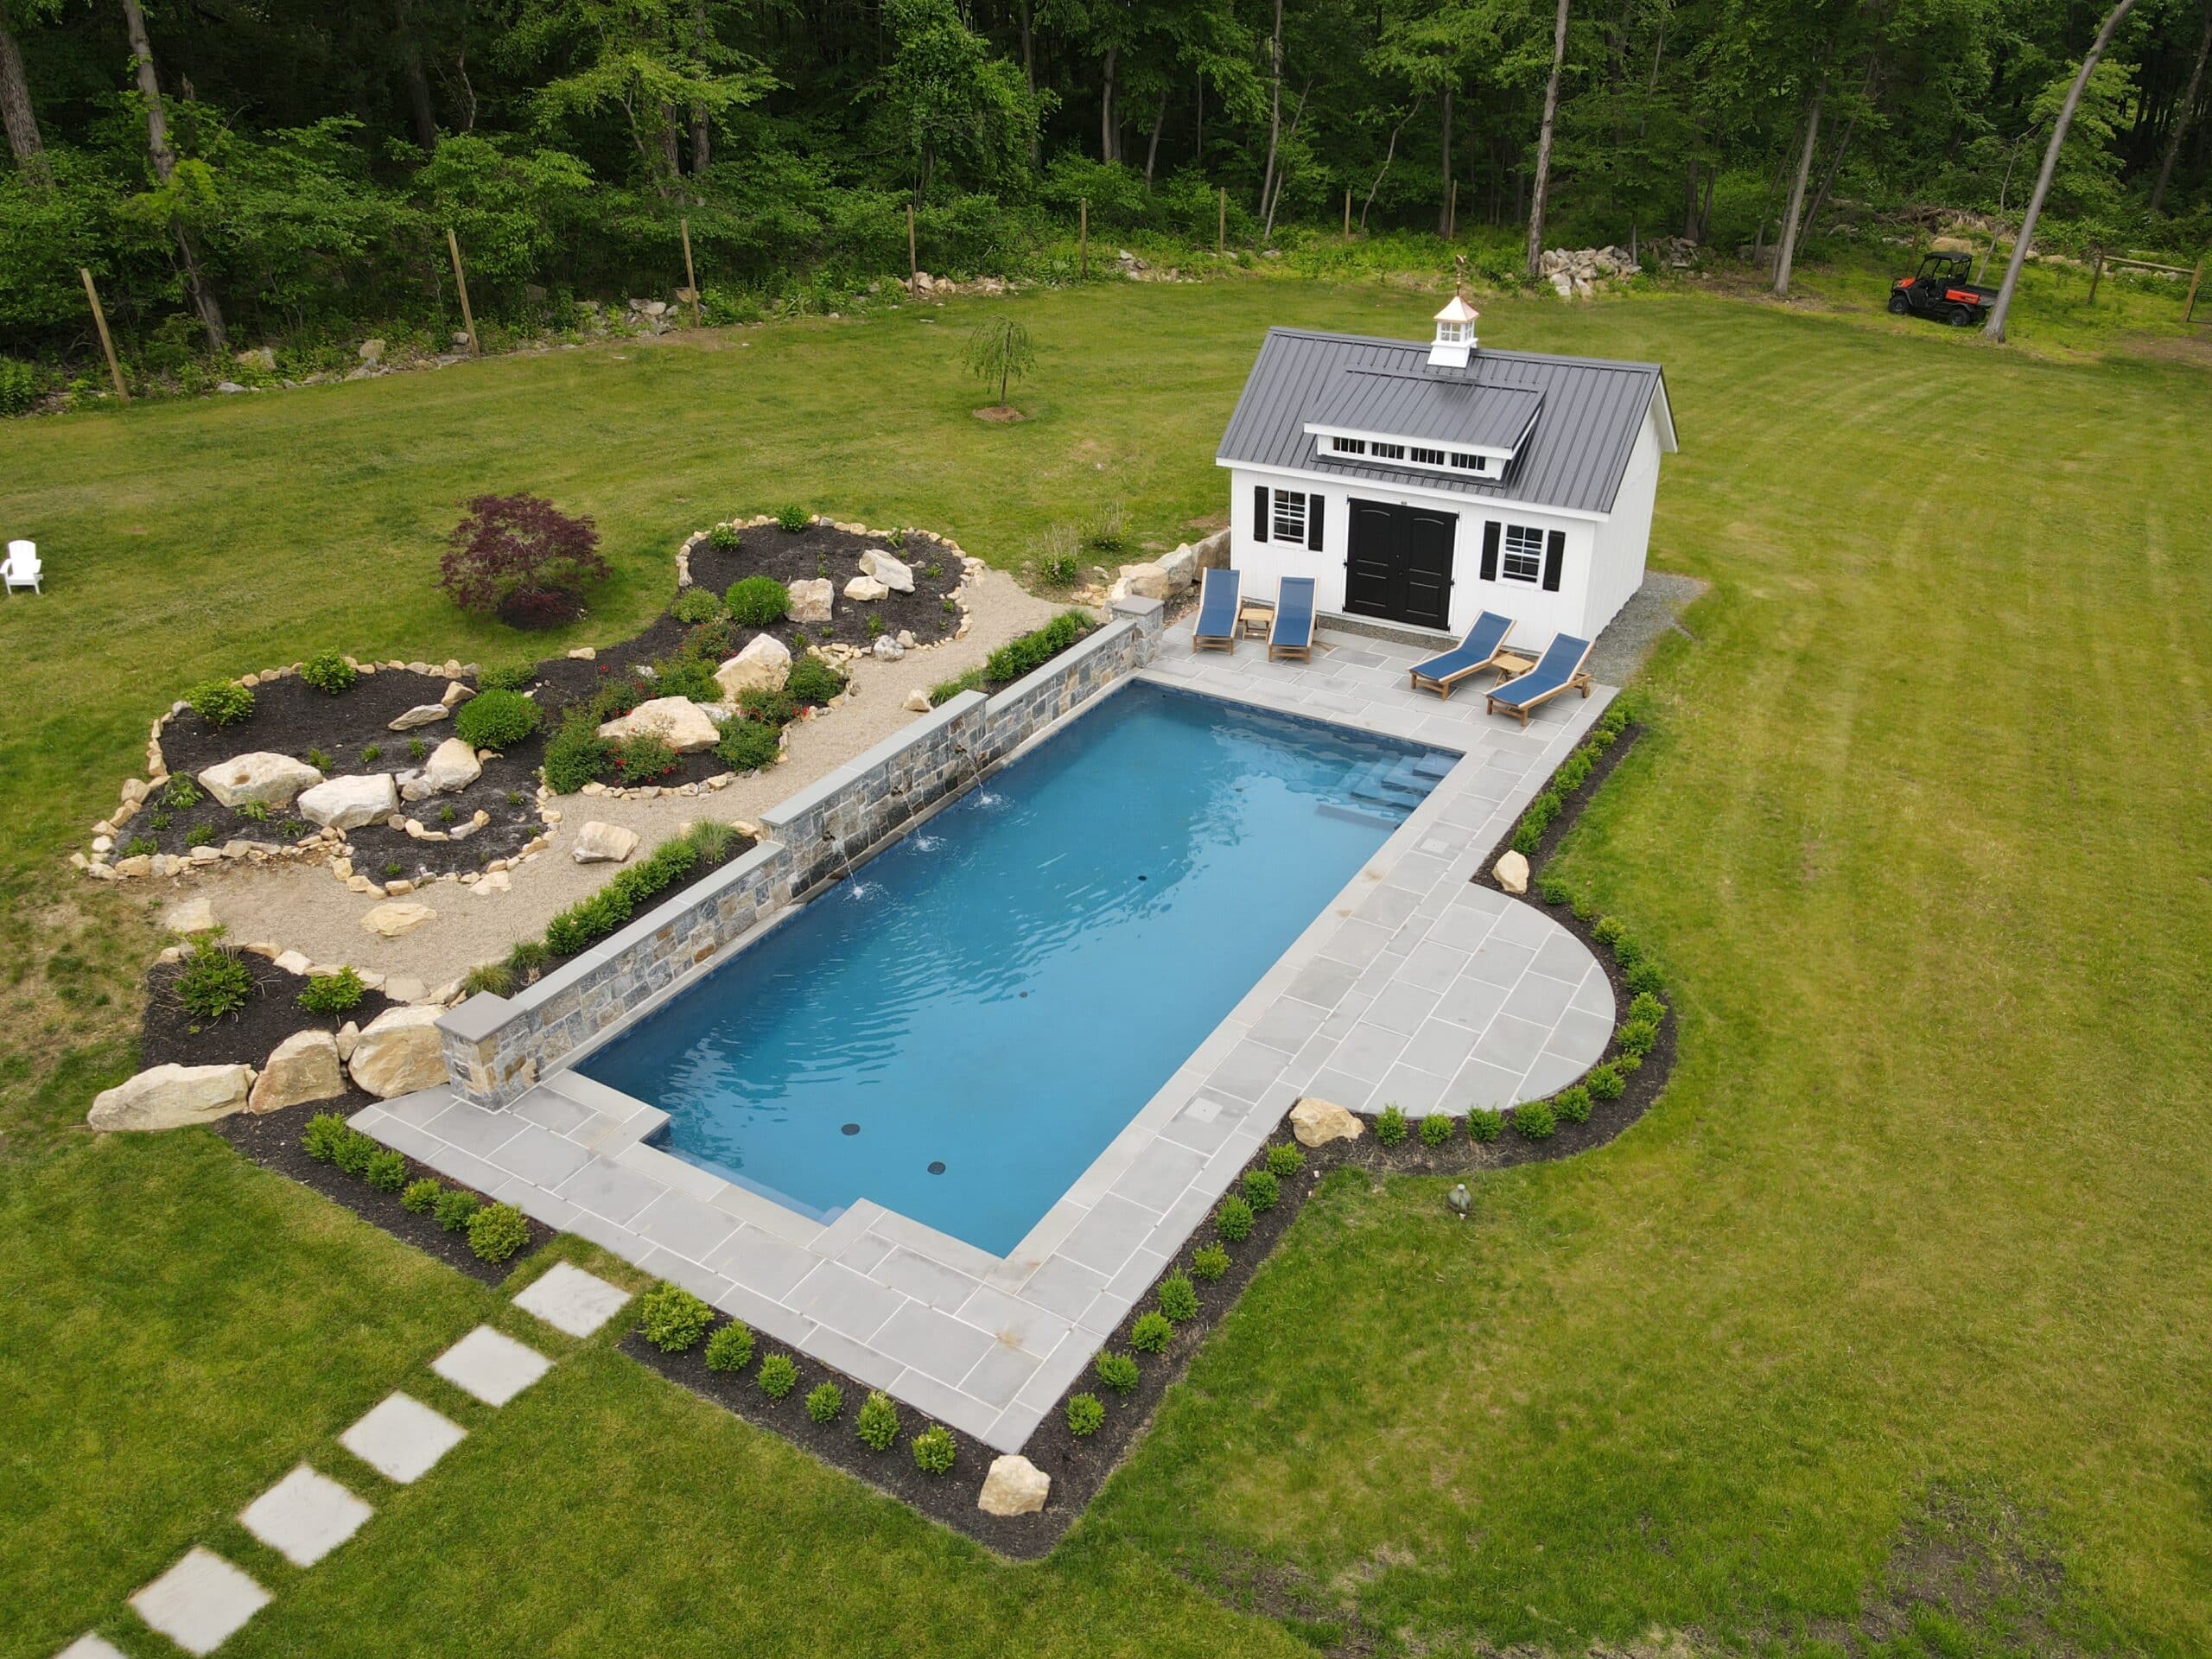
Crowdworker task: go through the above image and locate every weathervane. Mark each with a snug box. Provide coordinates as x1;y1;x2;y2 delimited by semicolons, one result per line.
1453;252;1470;302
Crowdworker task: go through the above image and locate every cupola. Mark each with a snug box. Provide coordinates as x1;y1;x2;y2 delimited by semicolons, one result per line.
1428;294;1478;369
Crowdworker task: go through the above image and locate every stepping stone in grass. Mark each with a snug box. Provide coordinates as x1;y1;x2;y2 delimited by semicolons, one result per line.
340;1393;465;1485
128;1548;270;1656
430;1326;552;1407
512;1261;631;1338
238;1465;373;1567
54;1637;131;1659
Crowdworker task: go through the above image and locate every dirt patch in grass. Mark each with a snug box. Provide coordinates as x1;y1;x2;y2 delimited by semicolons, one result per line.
141;954;396;1073
688;521;966;652
971;405;1027;423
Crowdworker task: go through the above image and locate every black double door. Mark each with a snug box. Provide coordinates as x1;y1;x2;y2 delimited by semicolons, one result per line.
1344;499;1457;630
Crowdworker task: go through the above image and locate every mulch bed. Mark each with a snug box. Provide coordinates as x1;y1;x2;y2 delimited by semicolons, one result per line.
687;522;966;653
345;747;545;881
141;954;397;1073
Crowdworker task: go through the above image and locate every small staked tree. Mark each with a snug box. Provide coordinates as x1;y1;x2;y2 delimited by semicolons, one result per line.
441;493;609;618
963;315;1035;411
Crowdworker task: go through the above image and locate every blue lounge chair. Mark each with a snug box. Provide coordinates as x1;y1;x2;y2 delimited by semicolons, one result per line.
1486;632;1594;726
1408;611;1516;700
1268;577;1317;662
1192;566;1242;652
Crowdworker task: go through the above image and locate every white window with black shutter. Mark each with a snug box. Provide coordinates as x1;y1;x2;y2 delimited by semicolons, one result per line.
1479;521;1568;591
1253;486;1325;551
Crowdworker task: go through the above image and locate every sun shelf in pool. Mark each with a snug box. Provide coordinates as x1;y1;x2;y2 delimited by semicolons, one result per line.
575;681;1452;1256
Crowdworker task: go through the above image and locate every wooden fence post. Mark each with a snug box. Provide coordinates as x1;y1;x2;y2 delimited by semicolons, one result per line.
445;227;480;355
2186;256;2204;325
1344;188;1351;238
1079;198;1089;278
906;203;918;293
1448;179;1459;239
79;268;127;403
1217;187;1225;255
2087;249;2104;304
680;217;701;327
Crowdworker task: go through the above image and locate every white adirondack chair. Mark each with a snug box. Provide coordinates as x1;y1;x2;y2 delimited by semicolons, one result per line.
3;540;40;595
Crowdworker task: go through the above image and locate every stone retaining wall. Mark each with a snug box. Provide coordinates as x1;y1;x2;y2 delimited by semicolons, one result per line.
440;597;1165;1107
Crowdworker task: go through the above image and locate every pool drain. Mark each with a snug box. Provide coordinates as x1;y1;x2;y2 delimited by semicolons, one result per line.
927;1160;946;1175
841;1122;860;1136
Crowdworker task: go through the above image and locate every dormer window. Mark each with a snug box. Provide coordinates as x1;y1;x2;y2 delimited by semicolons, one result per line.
1330;435;1367;455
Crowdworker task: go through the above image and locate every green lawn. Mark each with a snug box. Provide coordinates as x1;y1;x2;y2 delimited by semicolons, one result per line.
3;277;2209;1658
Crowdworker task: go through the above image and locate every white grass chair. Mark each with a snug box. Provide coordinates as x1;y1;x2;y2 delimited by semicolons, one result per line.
3;540;40;596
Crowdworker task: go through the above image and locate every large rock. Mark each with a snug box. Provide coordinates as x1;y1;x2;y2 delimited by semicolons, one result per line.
904;688;932;713
598;696;721;754
197;752;324;809
1111;563;1172;602
164;897;218;935
787;577;836;624
423;736;482;792
89;1063;254;1131
359;900;435;938
843;575;889;603
1493;849;1529;895
572;821;639;864
1288;1096;1363;1148
1155;546;1198;591
872;635;906;662
347;1005;449;1098
858;548;915;593
713;636;791;703
299;772;398;830
387;703;448;731
248;1029;345;1113
977;1454;1050;1516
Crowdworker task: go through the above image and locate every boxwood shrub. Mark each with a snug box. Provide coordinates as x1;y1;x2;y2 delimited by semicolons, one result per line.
1618;1020;1659;1058
365;1148;409;1192
758;1352;799;1399
187;679;254;728
467;1202;530;1263
671;585;724;624
1628;990;1668;1025
1094;1351;1140;1394
1587;1061;1627;1100
1156;1271;1198;1323
637;1281;713;1352
1555;1084;1593;1124
1065;1392;1106;1436
805;1381;843;1422
296;967;365;1015
301;649;357;695
1242;1168;1279;1212
726;575;790;626
1420;1111;1456;1147
1467;1109;1502;1143
1129;1311;1172;1353
1375;1103;1409;1147
1191;1243;1230;1282
301;1111;351;1163
911;1424;957;1475
1214;1195;1254;1243
1264;1141;1304;1177
1625;962;1667;997
433;1187;480;1232
400;1178;442;1213
705;1319;755;1372
1513;1098;1558;1140
855;1389;900;1449
984;610;1091;684
786;657;845;706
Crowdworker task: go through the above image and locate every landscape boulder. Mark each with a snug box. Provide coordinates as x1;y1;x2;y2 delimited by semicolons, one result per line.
388;703;448;731
572;821;640;864
347;1005;449;1097
299;773;398;831
1288;1096;1363;1147
786;577;836;624
904;689;932;713
713;636;791;702
164;897;218;935
1110;563;1172;602
198;752;324;809
599;696;721;754
843;575;889;603
977;1454;1050;1516
1154;546;1198;591
858;548;915;593
872;635;906;662
89;1063;255;1131
423;736;482;792
248;1029;345;1113
1493;849;1530;895
359;900;435;938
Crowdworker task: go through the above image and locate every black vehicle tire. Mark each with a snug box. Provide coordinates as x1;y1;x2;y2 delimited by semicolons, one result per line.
1889;292;1911;315
1948;305;1975;327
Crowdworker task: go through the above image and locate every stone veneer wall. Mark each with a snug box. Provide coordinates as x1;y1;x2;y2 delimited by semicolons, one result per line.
440;597;1165;1106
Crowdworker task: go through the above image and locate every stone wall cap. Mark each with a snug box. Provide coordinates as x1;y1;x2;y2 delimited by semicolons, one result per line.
438;992;519;1044
1109;594;1165;620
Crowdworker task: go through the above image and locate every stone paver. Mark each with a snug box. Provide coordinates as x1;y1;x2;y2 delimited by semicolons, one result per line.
128;1548;270;1656
358;612;1624;1454
340;1393;466;1484
238;1464;374;1567
512;1260;632;1336
54;1637;130;1659
430;1325;553;1407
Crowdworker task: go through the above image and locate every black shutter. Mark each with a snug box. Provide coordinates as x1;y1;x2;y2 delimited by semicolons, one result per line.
1305;493;1325;552
1254;486;1269;543
1479;521;1500;582
1542;529;1566;592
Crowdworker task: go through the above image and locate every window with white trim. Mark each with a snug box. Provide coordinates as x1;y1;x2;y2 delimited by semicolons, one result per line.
1500;524;1545;584
1271;490;1310;543
1410;445;1446;466
1370;441;1405;460
1450;451;1487;474
1329;435;1367;455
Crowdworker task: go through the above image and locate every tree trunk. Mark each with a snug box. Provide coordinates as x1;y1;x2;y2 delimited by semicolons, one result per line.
1772;75;1822;297
121;0;226;352
394;0;437;150
1;0;51;187
1262;79;1311;242
2151;3;2212;213
1363;95;1423;232
1524;0;1570;279
1100;45;1117;162
1438;83;1453;234
658;103;682;195
1143;88;1166;184
690;0;711;173
1259;0;1282;226
1986;0;2143;340
1019;0;1037;162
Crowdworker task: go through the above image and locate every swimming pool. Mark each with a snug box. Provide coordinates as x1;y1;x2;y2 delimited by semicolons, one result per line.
575;681;1452;1255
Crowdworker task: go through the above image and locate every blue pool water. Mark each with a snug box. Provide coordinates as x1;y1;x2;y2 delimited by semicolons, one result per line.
577;682;1452;1255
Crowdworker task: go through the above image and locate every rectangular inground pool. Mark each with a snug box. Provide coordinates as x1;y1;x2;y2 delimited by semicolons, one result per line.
575;681;1452;1255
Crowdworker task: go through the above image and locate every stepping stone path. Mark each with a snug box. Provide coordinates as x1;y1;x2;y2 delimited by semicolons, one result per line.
238;1465;373;1567
431;1326;552;1407
128;1548;270;1656
61;1262;631;1657
341;1392;467;1484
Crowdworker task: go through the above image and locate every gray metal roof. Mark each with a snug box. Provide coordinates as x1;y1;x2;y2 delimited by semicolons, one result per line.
1303;371;1544;454
1215;327;1672;517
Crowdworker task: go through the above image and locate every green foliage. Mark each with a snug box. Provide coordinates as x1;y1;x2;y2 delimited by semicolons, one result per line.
715;717;781;773
543;713;610;793
162;775;202;810
1094;1351;1140;1394
1374;1103;1408;1147
1592;918;1625;949
1511;790;1565;855
737;684;796;726
1537;872;1573;906
704;1320;755;1372
0;357;40;416
400;1178;443;1214
911;1424;956;1475
301;1112;352;1164
786;657;845;706
1467;1109;1502;1143
185;823;217;848
1065;1392;1106;1436
1618;1019;1659;1058
707;523;744;551
758;1352;799;1399
1420;1111;1456;1147
1191;1243;1230;1283
434;1188;481;1232
1628;991;1669;1026
1264;1141;1304;1178
725;575;791;626
1129;1311;1172;1353
364;1148;409;1192
963;315;1034;405
1587;1062;1627;1101
467;1203;530;1262
454;688;542;749
1242;1168;1279;1212
331;1126;377;1176
1156;1272;1198;1323
301;650;357;695
671;585;724;624
1626;961;1667;997
478;663;540;693
187;679;255;728
774;505;810;532
612;733;681;782
296;967;366;1014
805;1380;843;1421
929;668;986;705
1213;1194;1254;1243
855;1389;899;1449
637;1281;713;1352
541;835;700;956
233;799;271;823
461;962;517;997
1556;1084;1593;1124
984;610;1091;685
175;940;251;1020
1513;1098;1558;1140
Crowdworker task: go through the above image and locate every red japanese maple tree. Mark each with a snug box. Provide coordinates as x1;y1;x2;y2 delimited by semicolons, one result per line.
440;493;608;617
